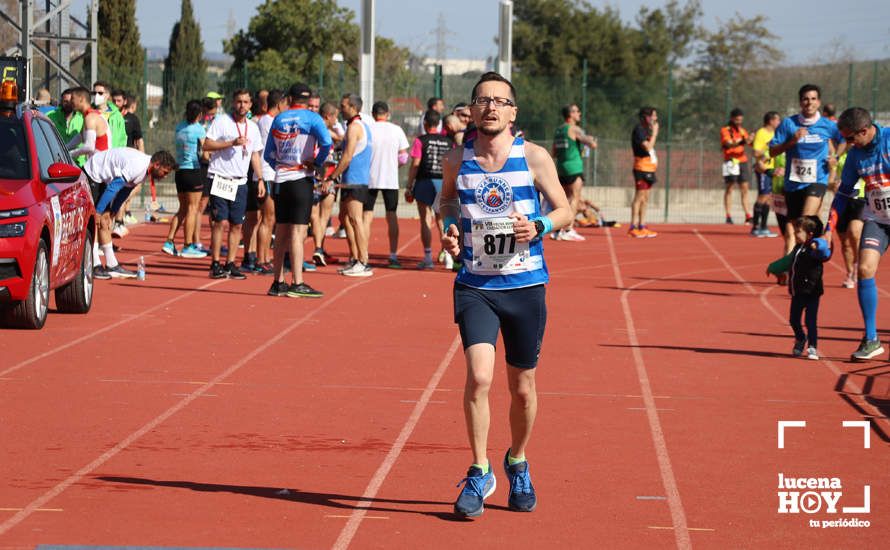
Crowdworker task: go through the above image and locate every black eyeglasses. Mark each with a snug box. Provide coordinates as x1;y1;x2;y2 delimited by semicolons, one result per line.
471;96;515;108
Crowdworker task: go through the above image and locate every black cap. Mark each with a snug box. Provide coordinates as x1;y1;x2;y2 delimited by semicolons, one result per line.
288;83;311;100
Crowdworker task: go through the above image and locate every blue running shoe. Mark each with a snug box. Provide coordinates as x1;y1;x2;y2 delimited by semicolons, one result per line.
454;465;496;517
302;260;317;272
161;240;178;256
503;450;536;512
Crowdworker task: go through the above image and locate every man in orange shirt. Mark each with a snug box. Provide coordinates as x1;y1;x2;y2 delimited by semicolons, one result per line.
720;108;753;224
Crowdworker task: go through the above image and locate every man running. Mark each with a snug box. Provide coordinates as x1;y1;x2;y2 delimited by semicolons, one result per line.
325;93;373;277
367;101;409;268
769;84;844;236
264;83;332;298
84;148;177;278
750;111;781;237
827;108;890;360
552;103;597;241
720;108;753;224
629;107;658;238
439;72;572;518
201;88;266;280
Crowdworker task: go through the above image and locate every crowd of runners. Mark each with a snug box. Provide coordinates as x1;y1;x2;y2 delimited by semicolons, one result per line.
39;73;889;518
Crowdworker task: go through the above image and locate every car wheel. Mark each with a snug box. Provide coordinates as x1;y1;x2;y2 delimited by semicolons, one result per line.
56;230;94;314
5;240;50;329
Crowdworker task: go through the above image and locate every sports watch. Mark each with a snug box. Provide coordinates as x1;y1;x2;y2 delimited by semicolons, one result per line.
533;219;546;238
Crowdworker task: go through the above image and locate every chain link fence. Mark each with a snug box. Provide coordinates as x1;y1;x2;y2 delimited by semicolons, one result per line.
113;58;890;223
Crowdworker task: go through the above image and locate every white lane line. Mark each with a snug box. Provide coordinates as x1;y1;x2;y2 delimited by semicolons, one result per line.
694;229;889;424
0;278;227;378
0;274;391;537
605;228;691;550
331;334;461;550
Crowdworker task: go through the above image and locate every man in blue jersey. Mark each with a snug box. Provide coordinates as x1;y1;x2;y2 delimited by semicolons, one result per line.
264;83;332;298
439;72;573;518
769;84;844;237
827;108;890;360
325;93;374;277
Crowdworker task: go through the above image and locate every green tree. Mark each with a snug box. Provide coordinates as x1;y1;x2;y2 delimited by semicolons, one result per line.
222;0;356;93
93;0;145;94
222;0;413;102
511;0;701;139
680;13;783;135
163;0;207;117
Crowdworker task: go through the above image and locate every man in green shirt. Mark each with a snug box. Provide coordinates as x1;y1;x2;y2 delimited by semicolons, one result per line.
92;80;127;148
47;88;86;165
552;103;597;241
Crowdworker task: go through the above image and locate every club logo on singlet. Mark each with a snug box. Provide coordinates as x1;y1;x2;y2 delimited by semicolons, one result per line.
475;175;513;215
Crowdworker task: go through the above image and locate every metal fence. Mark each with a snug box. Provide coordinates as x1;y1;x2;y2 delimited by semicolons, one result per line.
117;58;890;224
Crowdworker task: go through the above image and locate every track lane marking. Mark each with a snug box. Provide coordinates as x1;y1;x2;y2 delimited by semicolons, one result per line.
605;228;691;550
0;274;395;537
331;334;461;550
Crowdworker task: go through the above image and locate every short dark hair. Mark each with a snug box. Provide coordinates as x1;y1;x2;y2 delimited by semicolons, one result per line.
111;89;126;98
150;150;178;170
232;88;251;100
561;104;577;120
321;102;338;117
470;72;516;103
92;80;111;91
795;215;823;237
372;101;389;117
423;109;441;129
638;106;656;120
267;89;285;110
837;107;873;133
822;104;836;117
798;84;821;101
201;97;216;112
763;111;780;125
729;108;744;118
427;97;442;110
342;93;363;111
185;100;203;123
60;87;74;97
70;86;90;102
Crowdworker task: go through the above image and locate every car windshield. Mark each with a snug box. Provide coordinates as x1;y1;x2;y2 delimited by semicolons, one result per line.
0;117;30;180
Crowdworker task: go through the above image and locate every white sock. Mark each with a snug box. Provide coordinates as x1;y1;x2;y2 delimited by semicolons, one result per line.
93;240;100;268
102;243;118;268
424;248;432;262
389;253;398;261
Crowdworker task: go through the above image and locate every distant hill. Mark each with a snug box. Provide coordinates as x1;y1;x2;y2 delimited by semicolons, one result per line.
145;46;231;65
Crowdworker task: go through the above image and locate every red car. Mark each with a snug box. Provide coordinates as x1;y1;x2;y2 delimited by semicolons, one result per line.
0;80;96;329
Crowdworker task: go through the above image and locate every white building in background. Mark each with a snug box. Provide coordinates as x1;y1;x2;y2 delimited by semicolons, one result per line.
145;82;163;128
420;58;490;75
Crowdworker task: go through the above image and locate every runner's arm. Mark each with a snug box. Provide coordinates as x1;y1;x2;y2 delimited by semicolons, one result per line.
312;116;333;167
827;157;859;233
202;137;240;152
326;122;360;181
440;148;463;256
570;125;597;148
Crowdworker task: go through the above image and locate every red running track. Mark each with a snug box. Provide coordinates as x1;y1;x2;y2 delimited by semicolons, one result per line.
1;219;888;549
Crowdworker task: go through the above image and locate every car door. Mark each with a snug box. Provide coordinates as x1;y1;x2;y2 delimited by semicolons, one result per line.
31;117;82;285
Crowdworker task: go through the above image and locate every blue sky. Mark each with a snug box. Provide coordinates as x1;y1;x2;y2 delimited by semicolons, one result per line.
71;0;890;64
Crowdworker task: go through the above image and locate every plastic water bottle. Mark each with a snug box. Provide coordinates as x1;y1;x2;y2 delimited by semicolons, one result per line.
144;208;151;223
136;256;145;281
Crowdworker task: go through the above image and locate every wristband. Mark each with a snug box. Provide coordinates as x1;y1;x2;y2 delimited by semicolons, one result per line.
444;216;459;233
533;215;553;237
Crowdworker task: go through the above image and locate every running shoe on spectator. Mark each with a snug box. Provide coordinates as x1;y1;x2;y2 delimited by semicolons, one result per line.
503;450;537;512
287;282;323;298
161;240;179;256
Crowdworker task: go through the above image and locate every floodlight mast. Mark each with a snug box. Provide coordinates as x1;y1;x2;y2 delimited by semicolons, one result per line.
359;0;374;112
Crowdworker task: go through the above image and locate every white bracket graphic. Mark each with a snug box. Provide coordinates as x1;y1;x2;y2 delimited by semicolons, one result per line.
842;420;871;449
843;485;871;514
778;420;806;449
